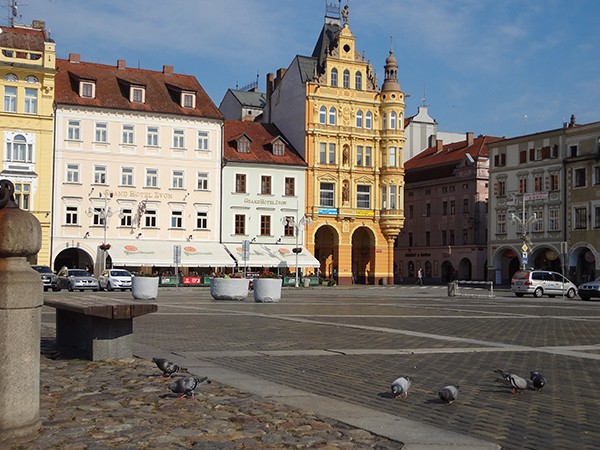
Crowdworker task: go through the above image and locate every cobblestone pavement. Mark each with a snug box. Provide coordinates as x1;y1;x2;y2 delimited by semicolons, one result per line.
1;326;401;449
34;285;600;449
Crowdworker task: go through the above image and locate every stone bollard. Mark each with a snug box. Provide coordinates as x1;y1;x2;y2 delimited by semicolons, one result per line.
0;179;43;438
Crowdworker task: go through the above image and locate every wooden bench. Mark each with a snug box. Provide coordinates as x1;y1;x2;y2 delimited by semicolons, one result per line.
44;296;157;361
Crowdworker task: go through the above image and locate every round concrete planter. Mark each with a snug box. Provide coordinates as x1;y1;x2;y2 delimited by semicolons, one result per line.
210;278;249;301
253;278;282;303
131;276;159;300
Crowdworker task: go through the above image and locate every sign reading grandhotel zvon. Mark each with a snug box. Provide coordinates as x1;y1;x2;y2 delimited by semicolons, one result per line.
113;189;174;200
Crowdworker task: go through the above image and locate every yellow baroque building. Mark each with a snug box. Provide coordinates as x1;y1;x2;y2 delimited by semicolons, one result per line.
267;7;405;285
0;21;56;265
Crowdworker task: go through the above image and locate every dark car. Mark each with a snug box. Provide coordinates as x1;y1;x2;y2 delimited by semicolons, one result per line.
578;276;600;301
56;268;99;292
31;265;60;292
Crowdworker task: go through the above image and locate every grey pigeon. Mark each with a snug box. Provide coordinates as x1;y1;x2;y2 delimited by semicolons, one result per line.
391;376;412;398
438;385;459;404
494;369;532;394
168;376;210;399
152;357;185;377
530;371;546;390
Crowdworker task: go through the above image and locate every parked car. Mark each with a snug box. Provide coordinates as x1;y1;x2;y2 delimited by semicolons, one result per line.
578;276;600;301
98;269;133;291
56;268;99;292
511;270;577;298
31;265;60;292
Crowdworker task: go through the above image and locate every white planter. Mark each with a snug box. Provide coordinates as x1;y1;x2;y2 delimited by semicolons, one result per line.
131;277;159;300
210;278;249;301
253;278;282;303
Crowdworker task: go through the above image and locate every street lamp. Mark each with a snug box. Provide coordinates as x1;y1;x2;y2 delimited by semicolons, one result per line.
510;193;537;270
284;211;312;288
87;189;113;274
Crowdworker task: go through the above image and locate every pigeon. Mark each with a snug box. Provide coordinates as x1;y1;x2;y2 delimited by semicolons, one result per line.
391;376;412;398
494;369;532;394
438;385;460;404
168;376;210;399
530;371;546;390
152;357;185;377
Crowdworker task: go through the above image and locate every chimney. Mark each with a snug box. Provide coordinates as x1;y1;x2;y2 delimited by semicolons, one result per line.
68;53;80;64
31;20;45;30
117;59;126;69
466;132;474;146
274;68;287;88
436;139;443;152
266;72;274;99
163;65;174;76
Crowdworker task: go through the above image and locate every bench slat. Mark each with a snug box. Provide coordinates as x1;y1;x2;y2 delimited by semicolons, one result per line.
44;297;157;319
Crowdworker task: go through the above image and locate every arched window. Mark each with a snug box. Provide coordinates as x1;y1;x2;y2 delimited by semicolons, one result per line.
319;106;327;124
6;134;33;162
355;71;362;90
356;110;363;128
331;68;338;87
390;112;397;130
329;107;337;125
343;70;350;88
4;73;18;82
365;111;372;129
389;147;397;167
399;112;403;129
382;113;387;130
25;75;39;83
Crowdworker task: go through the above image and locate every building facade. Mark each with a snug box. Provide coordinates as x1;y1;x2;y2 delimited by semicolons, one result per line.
219;87;266;122
0;21;55;265
265;5;405;285
52;55;231;275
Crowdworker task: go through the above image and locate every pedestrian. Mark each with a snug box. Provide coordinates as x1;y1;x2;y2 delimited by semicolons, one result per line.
417;268;423;286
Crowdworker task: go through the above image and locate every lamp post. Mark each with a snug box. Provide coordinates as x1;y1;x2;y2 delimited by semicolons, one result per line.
284;211;312;288
510;193;538;270
87;189;113;274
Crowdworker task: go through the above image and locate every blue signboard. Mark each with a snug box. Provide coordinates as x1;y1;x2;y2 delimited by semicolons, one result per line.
318;208;338;215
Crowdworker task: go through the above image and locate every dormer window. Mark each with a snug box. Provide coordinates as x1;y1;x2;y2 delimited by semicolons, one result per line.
237;135;251;153
130;86;145;103
182;92;196;108
272;139;285;156
80;81;95;98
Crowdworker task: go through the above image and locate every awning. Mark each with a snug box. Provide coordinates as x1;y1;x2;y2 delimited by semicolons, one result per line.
107;241;235;267
223;243;283;268
262;244;320;268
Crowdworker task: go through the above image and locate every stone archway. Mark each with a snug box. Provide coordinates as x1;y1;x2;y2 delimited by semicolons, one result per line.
531;246;561;272
314;225;339;280
441;260;455;282
351;227;376;284
53;247;94;273
458;258;472;280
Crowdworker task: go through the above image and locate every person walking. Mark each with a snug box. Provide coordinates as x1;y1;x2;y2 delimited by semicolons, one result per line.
417;268;423;286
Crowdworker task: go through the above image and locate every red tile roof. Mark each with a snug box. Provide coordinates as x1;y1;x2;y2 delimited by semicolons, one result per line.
55;57;222;119
0;25;48;51
223;120;306;166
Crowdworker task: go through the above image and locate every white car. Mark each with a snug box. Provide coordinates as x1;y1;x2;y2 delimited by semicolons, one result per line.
511;270;577;298
98;269;133;291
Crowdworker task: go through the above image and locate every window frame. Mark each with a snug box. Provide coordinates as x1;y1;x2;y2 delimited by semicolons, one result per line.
65;205;79;225
356;184;371;209
94;165;107;185
235;173;247;194
320;182;335;207
197;172;209;190
196;211;208;230
145;168;158;188
172;170;184;189
261;175;272;195
4;85;16;112
121;166;134;186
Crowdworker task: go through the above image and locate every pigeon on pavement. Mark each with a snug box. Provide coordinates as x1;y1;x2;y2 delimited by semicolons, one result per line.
152;357;185;377
494;369;532;394
168;376;210;399
530;371;546;390
391;376;412;398
438;385;460;404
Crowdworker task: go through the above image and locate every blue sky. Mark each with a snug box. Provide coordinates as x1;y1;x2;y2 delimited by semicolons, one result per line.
14;0;600;138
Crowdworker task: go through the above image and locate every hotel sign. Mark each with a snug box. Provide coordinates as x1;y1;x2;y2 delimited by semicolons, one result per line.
318;208;338;215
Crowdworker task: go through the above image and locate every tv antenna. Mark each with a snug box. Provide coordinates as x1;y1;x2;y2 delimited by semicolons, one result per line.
6;0;22;26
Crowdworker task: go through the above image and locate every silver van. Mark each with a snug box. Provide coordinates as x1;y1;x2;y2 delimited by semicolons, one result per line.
511;270;577;298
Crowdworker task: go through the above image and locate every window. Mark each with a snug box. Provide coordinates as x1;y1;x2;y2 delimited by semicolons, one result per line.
91;207;106;226
519;176;527;194
329;107;336;125
494;153;506;167
357;185;371;209
356;146;363;166
285;177;295;196
408;232;413;247
442;201;448;216
6;134;33;162
145;168;158;187
426;203;431;217
365;146;372;166
237;137;250;153
594;205;600;229
196;211;208;229
13;182;30;209
172;170;184;189
574;207;587;229
235;174;246;193
390;112;397;129
260;215;271;236
67;120;80;140
331;68;338;87
382;113;387;130
121;167;134;186
261;176;272;195
80;81;94;98
356;110;363;128
122;125;134;144
272;140;284;156
320;182;335;207
463;198;469;214
496;211;506;234
389;147;396;167
4;86;16;112
145;209;157;228
534;174;544;192
533;209;544;232
234;214;245;235
120;208;133;227
171;210;183;228
442;230;447;245
319;142;327;164
426;231;431;246
95;123;107;142
594;166;600;186
319;106;326;124
4;74;17;81
147;127;158;146
574;168;586;187
343;69;350;88
173;129;185;148
569;145;578;157
365;112;372;129
449;230;455;245
131;86;144;103
66;163;79;183
197;131;209;150
182;93;195;108
197;172;209;190
389;185;397;209
284;216;294;236
328;143;336;164
94;165;107;184
450;201;455;215
65;206;78;225
497;179;506;196
548;207;560;231
462;229;468;245
355;71;362;90
24;88;37;114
